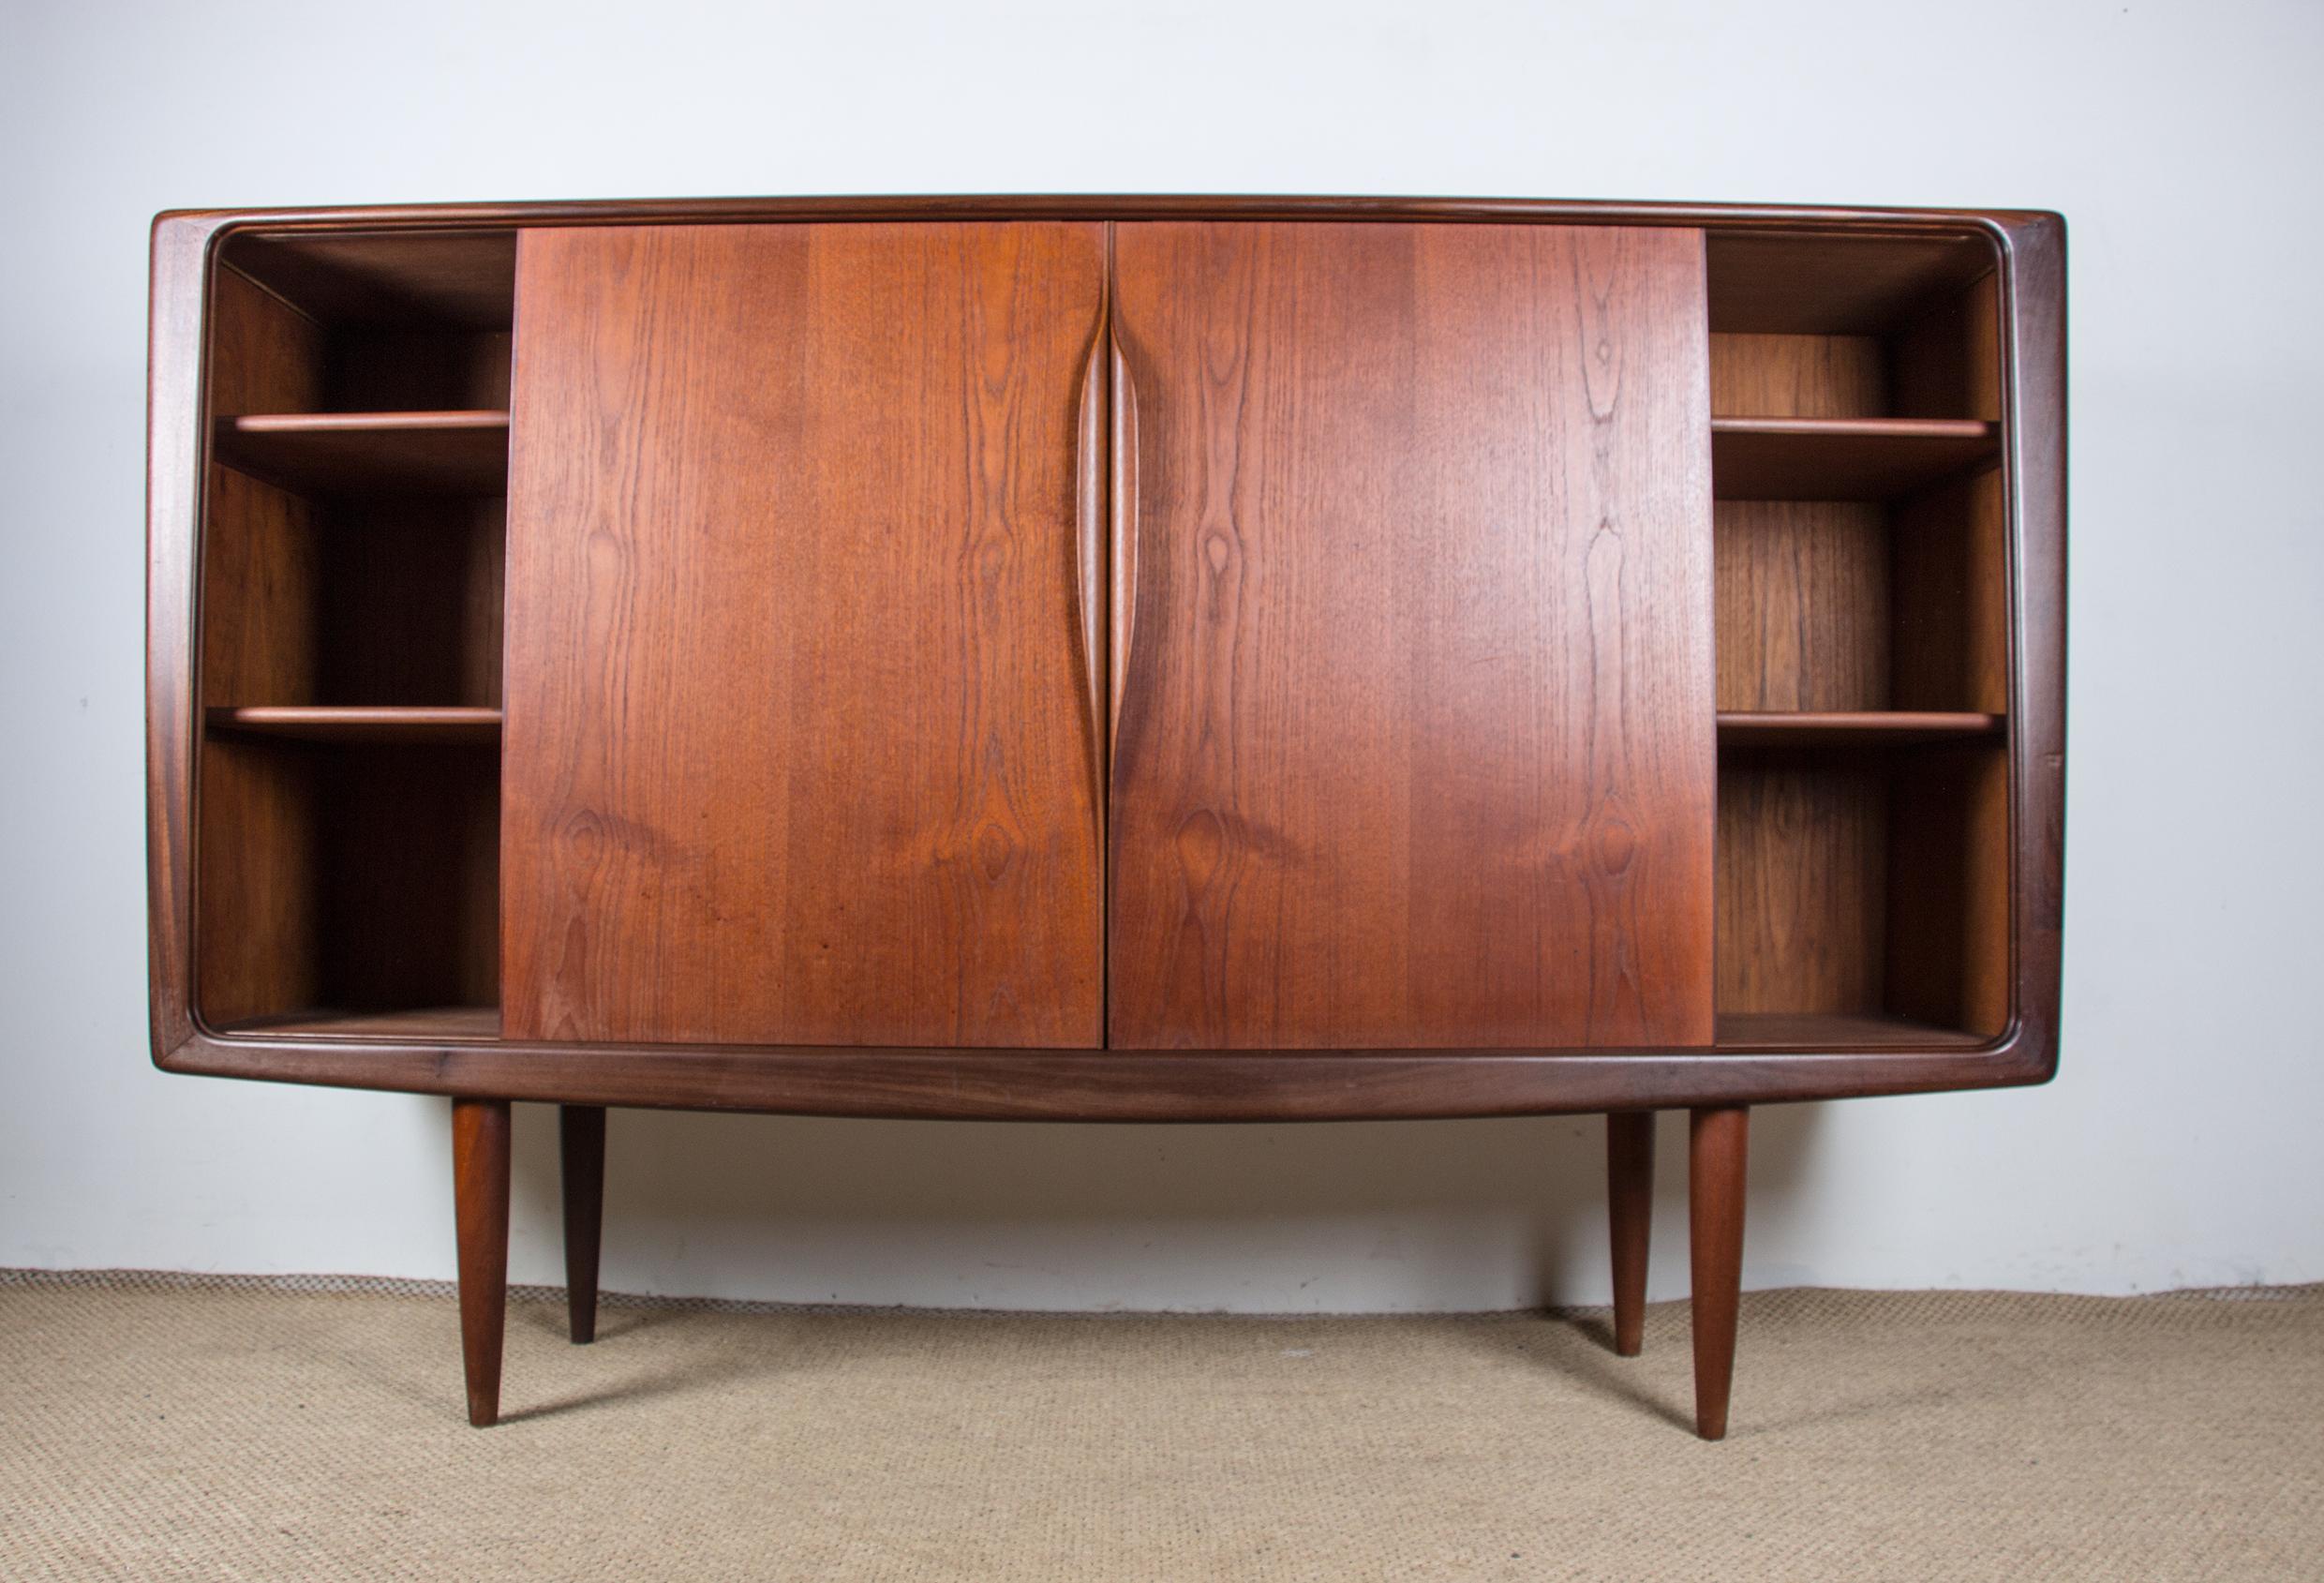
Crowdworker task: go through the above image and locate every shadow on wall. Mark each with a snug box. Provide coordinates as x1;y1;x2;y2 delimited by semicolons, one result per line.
480;1103;1825;1313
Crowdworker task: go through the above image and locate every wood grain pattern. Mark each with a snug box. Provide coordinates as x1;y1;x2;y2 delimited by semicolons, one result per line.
500;222;1107;1048
1715;500;1889;711
1710;334;1887;419
1717;742;2007;1037
1716;754;1887;1016
1108;221;1716;1050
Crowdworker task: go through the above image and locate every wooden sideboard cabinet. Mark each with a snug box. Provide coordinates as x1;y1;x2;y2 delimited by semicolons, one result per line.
145;196;2065;1438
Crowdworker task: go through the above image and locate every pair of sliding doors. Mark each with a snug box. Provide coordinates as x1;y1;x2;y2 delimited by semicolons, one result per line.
499;220;1716;1053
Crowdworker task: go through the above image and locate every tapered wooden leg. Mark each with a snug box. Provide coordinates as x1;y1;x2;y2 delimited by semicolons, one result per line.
1606;1111;1656;1357
452;1098;512;1428
1688;1105;1749;1441
560;1104;607;1345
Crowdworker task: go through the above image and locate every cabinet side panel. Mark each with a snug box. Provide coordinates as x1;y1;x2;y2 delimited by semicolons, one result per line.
194;269;328;1026
500;222;1107;1047
1108;222;1716;1049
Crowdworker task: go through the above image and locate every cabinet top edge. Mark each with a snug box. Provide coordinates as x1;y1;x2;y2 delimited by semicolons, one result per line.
153;195;2063;239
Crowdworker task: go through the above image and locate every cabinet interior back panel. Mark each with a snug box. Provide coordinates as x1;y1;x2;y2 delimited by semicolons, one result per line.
499;222;1108;1047
1107;222;1718;1049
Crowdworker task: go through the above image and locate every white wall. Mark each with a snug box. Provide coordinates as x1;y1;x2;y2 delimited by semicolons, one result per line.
2;0;2319;1310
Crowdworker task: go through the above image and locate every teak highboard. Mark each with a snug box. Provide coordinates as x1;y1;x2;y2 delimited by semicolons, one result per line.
146;196;2066;1438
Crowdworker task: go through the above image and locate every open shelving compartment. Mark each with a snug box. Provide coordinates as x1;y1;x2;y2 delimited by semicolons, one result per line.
194;228;516;1041
1705;229;2013;1052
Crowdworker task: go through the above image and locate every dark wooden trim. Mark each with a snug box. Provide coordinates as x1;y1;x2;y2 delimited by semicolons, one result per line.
147;210;216;1067
1995;210;2068;1092
147;198;2063;1123
154;1024;2052;1121
160;194;2054;237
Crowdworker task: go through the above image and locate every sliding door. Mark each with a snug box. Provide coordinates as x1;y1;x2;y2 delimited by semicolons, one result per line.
1108;221;1716;1049
501;222;1108;1047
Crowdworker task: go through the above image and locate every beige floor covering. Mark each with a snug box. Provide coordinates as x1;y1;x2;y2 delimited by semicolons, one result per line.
2;1275;2319;1581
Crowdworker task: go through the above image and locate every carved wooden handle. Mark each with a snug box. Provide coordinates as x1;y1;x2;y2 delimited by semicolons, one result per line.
1074;332;1106;805
1109;335;1139;769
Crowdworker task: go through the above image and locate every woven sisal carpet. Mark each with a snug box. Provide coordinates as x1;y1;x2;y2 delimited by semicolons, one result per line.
2;1274;2319;1580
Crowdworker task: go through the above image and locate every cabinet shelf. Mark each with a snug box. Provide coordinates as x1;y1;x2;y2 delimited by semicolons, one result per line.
1717;710;2004;748
205;706;503;745
214;411;510;495
1714;1011;1990;1051
217;1005;502;1041
1711;416;1998;500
